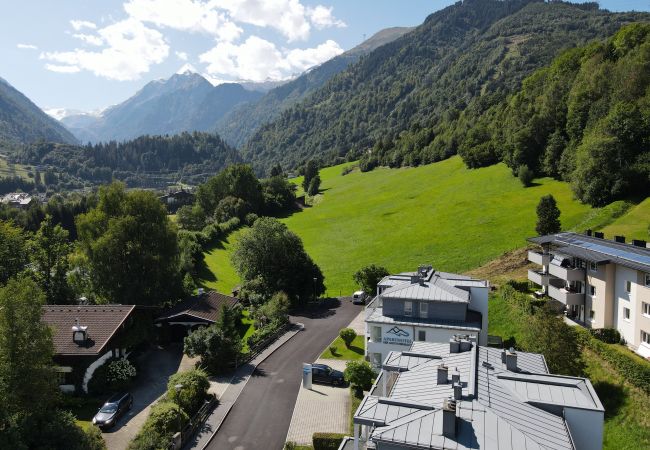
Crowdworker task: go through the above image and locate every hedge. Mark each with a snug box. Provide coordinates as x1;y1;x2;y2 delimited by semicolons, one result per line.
589;328;623;344
312;432;345;450
576;327;650;395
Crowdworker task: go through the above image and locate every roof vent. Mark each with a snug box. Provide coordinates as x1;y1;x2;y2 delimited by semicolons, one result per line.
585;229;592;236
632;239;646;248
505;348;517;372
449;337;460;354
437;364;449;385
442;398;457;438
615;235;626;243
453;382;462;400
594;231;604;239
72;318;88;344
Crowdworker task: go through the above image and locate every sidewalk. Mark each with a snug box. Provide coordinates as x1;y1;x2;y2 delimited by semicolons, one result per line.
184;324;303;450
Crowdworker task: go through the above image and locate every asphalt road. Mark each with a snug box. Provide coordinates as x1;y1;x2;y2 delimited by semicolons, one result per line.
206;297;360;450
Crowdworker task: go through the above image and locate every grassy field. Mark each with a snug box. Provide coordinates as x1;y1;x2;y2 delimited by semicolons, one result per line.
238;309;255;353
319;335;365;360
200;157;648;297
0;156;31;180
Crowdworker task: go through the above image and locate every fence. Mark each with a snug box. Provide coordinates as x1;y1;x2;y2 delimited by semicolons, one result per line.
169;395;217;450
235;322;291;368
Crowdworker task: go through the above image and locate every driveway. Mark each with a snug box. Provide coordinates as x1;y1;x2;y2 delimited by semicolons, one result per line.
102;344;184;450
206;297;361;450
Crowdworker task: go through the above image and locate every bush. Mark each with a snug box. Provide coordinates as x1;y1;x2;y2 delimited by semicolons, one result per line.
184;325;242;374
167;369;210;416
252;292;290;328
245;212;259;226
518;164;534;187
589;328;623;344
88;358;137;395
344;360;374;392
329;345;338;356
339;328;357;348
129;401;189;450
576;328;650;395
312;432;346;450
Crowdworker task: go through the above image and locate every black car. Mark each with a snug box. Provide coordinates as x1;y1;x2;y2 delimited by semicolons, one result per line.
312;363;345;386
92;392;133;429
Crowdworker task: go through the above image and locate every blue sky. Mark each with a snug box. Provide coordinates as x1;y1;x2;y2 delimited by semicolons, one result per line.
1;1;649;113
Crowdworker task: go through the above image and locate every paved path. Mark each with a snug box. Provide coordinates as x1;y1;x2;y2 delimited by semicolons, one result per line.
103;345;183;450
205;298;361;450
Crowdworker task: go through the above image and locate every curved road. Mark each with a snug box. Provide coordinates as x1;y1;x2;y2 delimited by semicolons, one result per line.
207;298;359;450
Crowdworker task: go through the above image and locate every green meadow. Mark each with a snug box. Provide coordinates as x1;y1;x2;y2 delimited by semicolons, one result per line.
199;156;648;297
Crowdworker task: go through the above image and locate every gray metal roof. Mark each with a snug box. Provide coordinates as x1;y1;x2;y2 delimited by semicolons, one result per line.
356;343;604;450
529;232;650;272
381;275;471;303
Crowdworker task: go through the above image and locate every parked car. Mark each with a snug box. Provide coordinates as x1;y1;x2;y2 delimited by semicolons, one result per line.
352;291;367;305
312;363;345;386
92;392;133;429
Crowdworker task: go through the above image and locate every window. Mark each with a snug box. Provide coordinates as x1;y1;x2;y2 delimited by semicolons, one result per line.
589;285;596;296
623;307;631;321
589;261;598;272
643;302;650;317
589;310;595;321
417;330;426;341
404;301;412;316
645;274;650;287
626;280;632;294
642;330;650;345
371;326;382;342
420;302;428;317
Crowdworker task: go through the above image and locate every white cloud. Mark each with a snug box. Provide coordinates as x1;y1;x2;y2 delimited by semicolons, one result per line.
124;0;242;42
307;5;346;29
73;33;104;46
42;18;169;81
199;35;342;82
70;20;97;31
45;64;81;74
17;43;38;50
176;51;188;61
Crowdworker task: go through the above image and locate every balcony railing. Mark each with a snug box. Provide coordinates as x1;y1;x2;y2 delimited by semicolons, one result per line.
548;263;585;282
528;250;551;266
527;269;549;287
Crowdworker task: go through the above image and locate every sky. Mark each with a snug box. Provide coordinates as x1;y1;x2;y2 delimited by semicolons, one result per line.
1;0;649;113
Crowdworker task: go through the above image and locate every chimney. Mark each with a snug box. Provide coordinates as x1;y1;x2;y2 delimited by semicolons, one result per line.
72;318;88;344
633;239;646;248
459;338;472;352
442;398;457;439
615;235;625;243
585;229;592;236
451;367;460;385
437;364;449;385
505;348;517;371
594;231;604;239
453;382;462;400
501;349;507;364
449;337;460;354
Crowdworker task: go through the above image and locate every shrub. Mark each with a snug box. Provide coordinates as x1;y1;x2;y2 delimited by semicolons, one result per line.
129;401;189;450
518;164;534;187
339;328;357;348
88;358;137;395
284;442;298;450
329;345;338;356
312;432;346;450
589;328;623;344
252;292;290;328
184;325;242;374
245;212;259;226
576;328;650;395
167;369;210;416
344;360;374;392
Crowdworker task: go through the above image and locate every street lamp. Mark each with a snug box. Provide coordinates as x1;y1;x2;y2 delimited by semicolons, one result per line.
313;277;317;302
175;383;184;437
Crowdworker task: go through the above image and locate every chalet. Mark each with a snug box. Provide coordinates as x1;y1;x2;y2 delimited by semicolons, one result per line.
158;189;194;213
42;305;144;393
1;192;33;209
155;290;239;340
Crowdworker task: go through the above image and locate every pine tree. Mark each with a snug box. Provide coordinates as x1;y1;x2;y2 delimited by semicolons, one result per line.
535;194;561;236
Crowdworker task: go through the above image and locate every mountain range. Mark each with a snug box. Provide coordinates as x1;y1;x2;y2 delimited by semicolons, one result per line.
0;77;77;146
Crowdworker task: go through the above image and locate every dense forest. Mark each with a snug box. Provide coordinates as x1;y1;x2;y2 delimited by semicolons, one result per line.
240;0;649;178
457;23;650;206
12;131;241;188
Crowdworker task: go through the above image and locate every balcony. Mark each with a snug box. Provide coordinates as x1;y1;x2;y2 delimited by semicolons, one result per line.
528;269;549;287
528;250;551;266
548;279;584;306
548;263;585;282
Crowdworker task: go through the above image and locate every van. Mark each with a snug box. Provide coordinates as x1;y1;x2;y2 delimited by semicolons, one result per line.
352;291;367;305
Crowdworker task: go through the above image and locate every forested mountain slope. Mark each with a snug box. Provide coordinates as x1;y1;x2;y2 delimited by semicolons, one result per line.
0;77;77;145
240;0;649;175
458;23;650;206
215;27;412;147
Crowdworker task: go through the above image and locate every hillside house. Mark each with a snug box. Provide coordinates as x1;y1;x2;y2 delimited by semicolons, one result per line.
341;338;604;450
365;265;488;367
1;192;33;209
158;189;194;213
528;231;650;358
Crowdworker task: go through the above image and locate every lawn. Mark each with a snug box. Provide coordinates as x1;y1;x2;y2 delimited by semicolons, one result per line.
197;229;245;293
319;335;365;360
0;156;31;180
238;308;256;353
59;396;104;431
603;197;650;241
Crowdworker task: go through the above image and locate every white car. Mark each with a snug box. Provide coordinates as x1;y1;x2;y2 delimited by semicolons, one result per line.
352;291;367;304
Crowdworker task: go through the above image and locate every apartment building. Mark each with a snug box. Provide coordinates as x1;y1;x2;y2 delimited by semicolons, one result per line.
365;265;488;367
339;338;604;450
528;231;650;358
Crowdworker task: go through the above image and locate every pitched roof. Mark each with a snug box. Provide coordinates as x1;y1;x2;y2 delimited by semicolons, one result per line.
155;291;239;324
42;305;136;356
381;275;471;303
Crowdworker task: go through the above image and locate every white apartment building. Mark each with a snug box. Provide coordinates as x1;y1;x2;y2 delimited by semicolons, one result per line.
528;231;650;358
365;265;488;367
